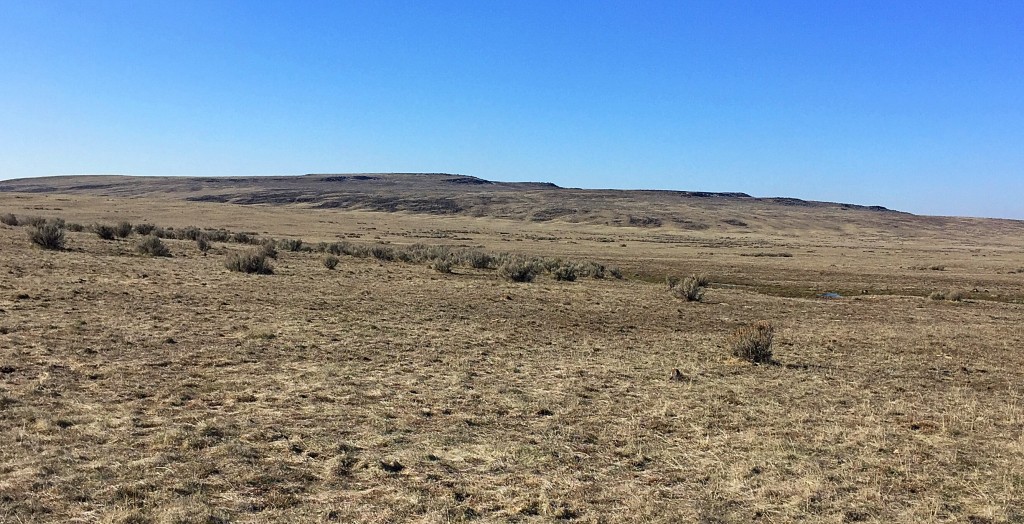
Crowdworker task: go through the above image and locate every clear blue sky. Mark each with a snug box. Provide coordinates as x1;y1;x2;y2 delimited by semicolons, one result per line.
1;1;1022;218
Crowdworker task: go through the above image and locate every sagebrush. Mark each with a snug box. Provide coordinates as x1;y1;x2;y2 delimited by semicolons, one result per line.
225;251;274;274
730;320;774;363
136;235;171;257
27;222;65;250
671;274;707;302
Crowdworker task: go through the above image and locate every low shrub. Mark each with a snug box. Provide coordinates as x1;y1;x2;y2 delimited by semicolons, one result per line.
0;213;17;226
225;251;274;274
279;238;303;252
114;221;133;238
424;245;451;262
175;226;202;241
671;274;706;302
370;245;396;262
323;254;339;269
327;241;353;256
66;222;84;232
395;247;419;263
575;261;606;279
93;224;116;240
430;257;454;274
537;257;563;273
205;229;231;242
553;264;577;281
498;258;537;283
323;242;345;256
22;216;47;227
730;320;774;364
930;290;966;302
666;276;680;289
462;250;495;269
27;221;65;250
259;241;278;259
136;235;171;257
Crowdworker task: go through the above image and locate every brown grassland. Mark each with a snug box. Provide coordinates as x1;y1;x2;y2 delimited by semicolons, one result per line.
1;174;1024;523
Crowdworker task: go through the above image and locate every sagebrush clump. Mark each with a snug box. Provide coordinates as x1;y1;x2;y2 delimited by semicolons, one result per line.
225;251;274;274
136;235;171;257
27;221;65;250
259;241;279;259
279;238;303;252
462;250;495;269
93;224;116;240
671;274;707;302
575;261;606;279
929;290;966;302
498;258;538;283
430;257;454;274
553;264;577;281
730;320;774;364
114;221;133;238
22;216;47;227
370;245;396;262
175;226;202;241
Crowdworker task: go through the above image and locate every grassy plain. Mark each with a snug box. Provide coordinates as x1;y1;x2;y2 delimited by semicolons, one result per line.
1;181;1024;523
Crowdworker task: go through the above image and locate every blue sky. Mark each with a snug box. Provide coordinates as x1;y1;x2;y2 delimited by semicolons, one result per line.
1;1;1022;218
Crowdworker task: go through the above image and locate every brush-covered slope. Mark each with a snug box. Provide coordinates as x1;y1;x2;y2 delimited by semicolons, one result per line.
1;172;1021;240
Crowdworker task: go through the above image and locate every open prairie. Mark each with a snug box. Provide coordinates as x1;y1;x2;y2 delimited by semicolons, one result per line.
1;174;1024;523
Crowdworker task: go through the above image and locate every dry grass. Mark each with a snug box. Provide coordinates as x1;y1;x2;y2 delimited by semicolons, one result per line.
1;187;1024;523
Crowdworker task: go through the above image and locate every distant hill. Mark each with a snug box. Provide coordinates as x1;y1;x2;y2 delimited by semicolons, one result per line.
2;173;1021;239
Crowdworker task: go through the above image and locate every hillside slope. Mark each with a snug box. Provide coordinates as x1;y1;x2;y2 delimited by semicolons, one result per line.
2;173;1022;242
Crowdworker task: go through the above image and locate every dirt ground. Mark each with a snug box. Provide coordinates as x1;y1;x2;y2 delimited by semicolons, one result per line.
1;192;1023;523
